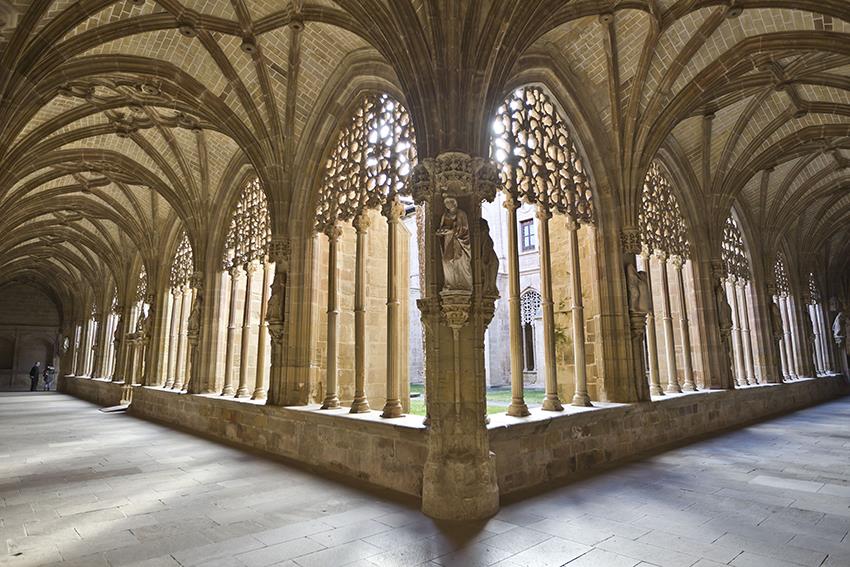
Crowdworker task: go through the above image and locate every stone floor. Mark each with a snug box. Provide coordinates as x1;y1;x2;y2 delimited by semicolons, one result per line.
1;392;849;567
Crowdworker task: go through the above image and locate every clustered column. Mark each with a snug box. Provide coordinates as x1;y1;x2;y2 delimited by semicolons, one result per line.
726;276;748;386
735;279;757;384
671;255;696;391
640;249;664;396
656;251;681;393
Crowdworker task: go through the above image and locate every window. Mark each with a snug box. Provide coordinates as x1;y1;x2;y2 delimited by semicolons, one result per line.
520;219;535;251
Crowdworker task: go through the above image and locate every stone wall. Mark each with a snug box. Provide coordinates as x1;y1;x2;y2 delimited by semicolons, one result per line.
490;377;849;496
129;386;427;497
59;376;125;407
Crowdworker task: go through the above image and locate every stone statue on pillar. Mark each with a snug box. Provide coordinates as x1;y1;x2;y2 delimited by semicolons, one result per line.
714;277;735;388
479;218;499;297
621;229;650;402
185;273;203;393
266;236;290;405
408;151;500;521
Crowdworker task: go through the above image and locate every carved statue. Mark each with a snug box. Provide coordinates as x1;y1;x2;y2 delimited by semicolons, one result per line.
769;301;784;339
625;263;649;314
436;196;472;292
712;282;732;333
135;310;148;337
187;290;203;336
479;218;499;297
113;317;123;344
266;272;285;323
834;312;846;341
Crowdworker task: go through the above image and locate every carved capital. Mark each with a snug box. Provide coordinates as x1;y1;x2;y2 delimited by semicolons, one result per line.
619;227;641;255
535;203;553;221
322;222;342;241
189;270;204;291
268;236;290;268
269;323;285;345
407;152;500;206
440;290;471;331
353;212;371;232
244;261;259;276
381;195;405;222
670;255;684;269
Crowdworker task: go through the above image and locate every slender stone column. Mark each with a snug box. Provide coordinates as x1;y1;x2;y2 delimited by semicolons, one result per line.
818;305;834;372
76;318;89;376
567;218;591;406
173;286;192;389
503;195;529;416
221;267;241;395
537;206;563;411
350;213;371;413
809;305;822;374
91;310;106;378
727;277;748;385
321;225;342;409
70;323;81;375
657;252;681;393
382;198;405;418
165;291;180;388
113;304;131;383
671;256;696;391
236;261;257;398
815;305;828;373
736;280;756;384
253;259;272;400
640;250;663;396
781;296;799;378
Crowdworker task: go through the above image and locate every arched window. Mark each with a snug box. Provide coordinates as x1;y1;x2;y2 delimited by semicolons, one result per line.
721;217;749;281
520;289;541;372
774;254;790;298
163;230;195;390
773;253;800;379
219;177;273;399
721;216;758;385
490;85;596;411
638;161;697;394
315;93;416;416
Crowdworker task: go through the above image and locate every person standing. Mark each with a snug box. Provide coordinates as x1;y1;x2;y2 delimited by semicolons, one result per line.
29;362;41;391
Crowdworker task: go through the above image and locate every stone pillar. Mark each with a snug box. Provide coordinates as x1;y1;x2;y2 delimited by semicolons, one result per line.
91;309;106;378
780;296;798;378
657;252;681;393
253;259;272;400
236;261;257;398
503;194;529;416
809;304;823;374
321;225;342;409
567;217;591;406
727;277;748;385
173;285;191;389
382;197;404;418
640;249;663;396
817;305;834;372
221;267;241;395
165;290;181;388
411;152;500;520
737;281;757;384
76;318;89;376
671;256;696;392
110;308;125;382
350;213;371;413
68;323;81;376
537;205;564;411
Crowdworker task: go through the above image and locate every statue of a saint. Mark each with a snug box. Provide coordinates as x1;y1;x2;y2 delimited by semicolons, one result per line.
715;282;733;334
113;317;123;344
436;196;472;292
626;263;649;313
187;290;203;336
266;273;284;323
769;301;784;339
834;312;846;341
135;310;148;337
479;218;499;297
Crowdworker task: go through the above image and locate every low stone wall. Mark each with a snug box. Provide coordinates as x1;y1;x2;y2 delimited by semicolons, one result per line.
129;386;428;498
490;377;849;496
58;375;126;408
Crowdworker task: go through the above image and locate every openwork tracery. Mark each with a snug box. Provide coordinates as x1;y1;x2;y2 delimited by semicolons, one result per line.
169;231;194;290
639;162;690;259
808;272;820;304
491;86;594;222
315;94;416;231
135;266;147;303
520;289;541;325
223;177;270;269
774;254;790;297
722;217;750;281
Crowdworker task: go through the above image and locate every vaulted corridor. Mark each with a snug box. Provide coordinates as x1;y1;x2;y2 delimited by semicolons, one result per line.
2;391;848;567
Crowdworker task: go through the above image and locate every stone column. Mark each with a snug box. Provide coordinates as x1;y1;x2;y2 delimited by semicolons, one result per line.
221;267;241;395
173;285;191;389
412;152;500;520
321;225;342;409
76;318;89;376
736;280;756;384
567;217;591;406
350;213;371;413
671;256;696;391
808;304;823;374
91;309;106;378
236;261;257;398
69;323;81;376
727;277;748;385
114;304;132;383
780;296;798;378
818;305;834;372
253;259;272;400
382;198;404;418
165;290;181;388
537;205;564;411
503;194;529;416
657;252;681;393
640;249;663;396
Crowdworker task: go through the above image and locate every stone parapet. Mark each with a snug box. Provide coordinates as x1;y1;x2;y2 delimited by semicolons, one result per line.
58;375;126;408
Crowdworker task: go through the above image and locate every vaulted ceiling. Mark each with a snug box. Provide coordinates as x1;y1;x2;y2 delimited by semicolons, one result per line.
1;0;848;319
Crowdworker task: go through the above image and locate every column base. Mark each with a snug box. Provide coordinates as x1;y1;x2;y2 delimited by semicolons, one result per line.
541;396;564;411
235;387;250;398
381;399;403;418
506;401;530;417
320;395;340;409
571;394;592;407
665;383;682;394
349;397;370;413
251;389;267;401
220;385;234;396
681;382;697;392
649;384;665;396
421;452;499;520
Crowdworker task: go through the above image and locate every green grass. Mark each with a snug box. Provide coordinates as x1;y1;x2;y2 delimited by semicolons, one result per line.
406;384;545;416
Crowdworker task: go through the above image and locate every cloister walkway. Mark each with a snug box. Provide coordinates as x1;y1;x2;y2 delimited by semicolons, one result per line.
1;392;849;567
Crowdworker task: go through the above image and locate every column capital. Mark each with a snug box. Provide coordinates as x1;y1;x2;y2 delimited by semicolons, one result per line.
381;195;406;221
408;151;500;206
535;203;553;221
353;211;371;232
244;260;259;275
565;215;579;231
655;249;668;262
228;264;241;278
670;255;684;269
619;227;642;255
322;222;342;241
268;236;291;269
502;191;521;211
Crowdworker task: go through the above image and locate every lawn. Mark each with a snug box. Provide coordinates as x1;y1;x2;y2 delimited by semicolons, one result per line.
407;384;545;416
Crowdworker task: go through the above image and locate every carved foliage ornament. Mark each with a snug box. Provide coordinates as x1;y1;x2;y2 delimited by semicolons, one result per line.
408;152;499;205
721;216;750;281
639;161;690;259
169;230;194;289
316;94;416;232
223;177;271;269
491;86;594;223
